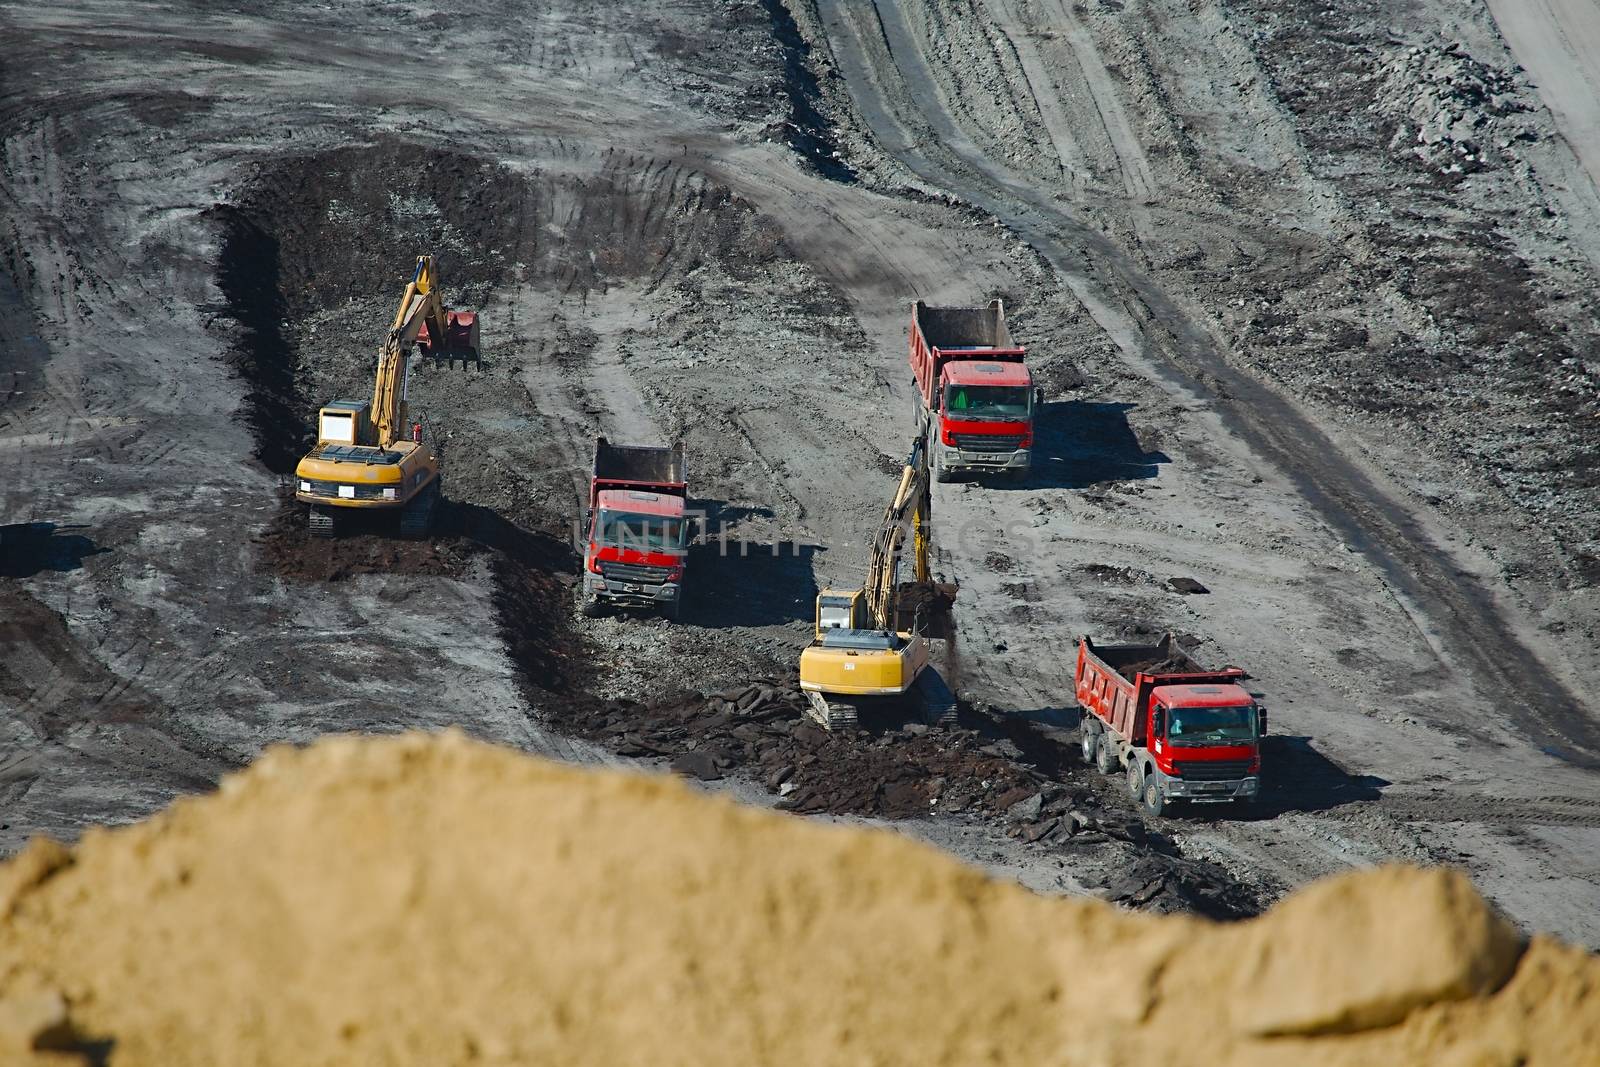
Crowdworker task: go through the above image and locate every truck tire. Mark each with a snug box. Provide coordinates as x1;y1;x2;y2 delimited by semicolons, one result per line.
578;587;604;619
1140;775;1167;818
1079;721;1099;765
1127;759;1143;799
933;451;954;484
660;596;681;622
1095;737;1117;776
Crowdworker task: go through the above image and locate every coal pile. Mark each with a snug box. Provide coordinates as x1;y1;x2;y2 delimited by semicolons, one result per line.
254;492;477;582
1118;653;1203;676
1373;42;1530;176
553;679;1058;821
1099;855;1263;918
545;680;1266;919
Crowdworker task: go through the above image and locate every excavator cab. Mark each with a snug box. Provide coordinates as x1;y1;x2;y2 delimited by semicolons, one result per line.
316;400;374;446
814;588;867;637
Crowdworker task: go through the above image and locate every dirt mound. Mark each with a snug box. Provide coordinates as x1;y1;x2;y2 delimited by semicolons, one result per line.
556;682;1259;919
253;493;478;582
1118;653;1202;676
1;732;1595;1066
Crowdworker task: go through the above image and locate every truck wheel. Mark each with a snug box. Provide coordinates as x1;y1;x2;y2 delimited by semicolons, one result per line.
1140;775;1167;818
1095;738;1117;776
578;588;604;619
1079;722;1099;765
1127;759;1143;799
933;452;954;483
660;597;681;622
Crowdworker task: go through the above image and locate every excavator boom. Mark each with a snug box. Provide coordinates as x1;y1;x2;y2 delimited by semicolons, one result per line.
863;433;933;631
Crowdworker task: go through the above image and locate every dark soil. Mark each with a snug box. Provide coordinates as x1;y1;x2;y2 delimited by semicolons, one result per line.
254;493;477;582
759;0;858;183
544;679;1266;919
1117;653;1204;676
255;490;588;696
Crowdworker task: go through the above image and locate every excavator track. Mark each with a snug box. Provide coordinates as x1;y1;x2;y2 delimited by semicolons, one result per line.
804;690;859;732
398;480;439;540
307;506;336;538
913;668;959;728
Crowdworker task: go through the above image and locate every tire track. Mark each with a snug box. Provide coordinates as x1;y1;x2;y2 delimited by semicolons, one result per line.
1381;792;1600;829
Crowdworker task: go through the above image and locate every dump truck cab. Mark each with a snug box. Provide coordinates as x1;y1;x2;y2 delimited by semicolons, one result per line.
580;440;689;621
934;359;1035;476
1142;681;1262;803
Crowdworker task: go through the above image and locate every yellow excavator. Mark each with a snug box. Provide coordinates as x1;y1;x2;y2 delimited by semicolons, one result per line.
293;255;478;539
798;430;958;730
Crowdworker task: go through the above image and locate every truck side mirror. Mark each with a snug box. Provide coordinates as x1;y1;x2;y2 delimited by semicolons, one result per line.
1258;706;1268;736
1034;387;1044;407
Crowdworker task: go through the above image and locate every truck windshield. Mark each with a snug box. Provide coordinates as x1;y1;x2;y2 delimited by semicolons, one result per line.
944;384;1030;419
597;511;685;551
1168;706;1256;744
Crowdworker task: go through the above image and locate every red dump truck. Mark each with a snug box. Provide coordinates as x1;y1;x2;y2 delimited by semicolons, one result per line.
579;438;688;621
1075;633;1263;816
910;299;1040;482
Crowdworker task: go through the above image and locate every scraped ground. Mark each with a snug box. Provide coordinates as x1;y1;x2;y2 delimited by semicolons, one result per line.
2;0;1599;945
1;733;1597;1067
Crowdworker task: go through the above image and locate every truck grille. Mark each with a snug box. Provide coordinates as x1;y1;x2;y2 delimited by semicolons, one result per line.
1173;759;1253;781
600;561;670;584
953;433;1024;453
305;480;390;500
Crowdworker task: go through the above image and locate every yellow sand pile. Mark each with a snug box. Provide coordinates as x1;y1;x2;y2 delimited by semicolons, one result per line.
1;731;1596;1066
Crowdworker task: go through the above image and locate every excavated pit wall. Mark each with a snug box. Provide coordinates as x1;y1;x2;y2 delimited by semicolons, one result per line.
1;731;1596;1067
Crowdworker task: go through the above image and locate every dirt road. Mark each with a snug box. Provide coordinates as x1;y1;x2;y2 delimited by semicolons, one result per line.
1488;0;1600;200
2;0;1597;942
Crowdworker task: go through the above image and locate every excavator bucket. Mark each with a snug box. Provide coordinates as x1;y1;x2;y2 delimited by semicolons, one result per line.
417;310;480;364
896;579;958;641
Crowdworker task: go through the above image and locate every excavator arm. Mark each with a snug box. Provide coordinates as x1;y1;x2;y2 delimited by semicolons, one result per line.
371;256;450;448
863;432;933;631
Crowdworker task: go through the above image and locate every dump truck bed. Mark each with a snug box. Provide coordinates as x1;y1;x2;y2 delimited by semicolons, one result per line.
590;438;687;505
1076;633;1246;745
913;300;1015;349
